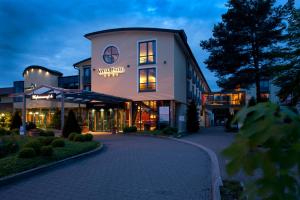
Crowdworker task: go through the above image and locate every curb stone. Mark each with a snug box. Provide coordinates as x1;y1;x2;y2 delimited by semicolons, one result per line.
0;143;103;187
170;138;223;200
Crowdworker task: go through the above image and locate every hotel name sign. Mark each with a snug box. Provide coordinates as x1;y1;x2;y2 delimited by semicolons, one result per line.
98;66;125;78
31;93;56;100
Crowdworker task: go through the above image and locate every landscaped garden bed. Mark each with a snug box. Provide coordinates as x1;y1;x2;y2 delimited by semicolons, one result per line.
0;134;100;178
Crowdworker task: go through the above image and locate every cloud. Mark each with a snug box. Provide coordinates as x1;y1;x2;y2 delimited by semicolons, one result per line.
0;0;227;90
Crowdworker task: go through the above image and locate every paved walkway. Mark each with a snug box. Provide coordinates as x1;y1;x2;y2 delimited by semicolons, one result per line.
0;135;212;200
184;127;247;182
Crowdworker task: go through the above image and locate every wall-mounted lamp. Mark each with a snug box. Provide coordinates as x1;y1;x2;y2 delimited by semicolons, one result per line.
163;61;167;64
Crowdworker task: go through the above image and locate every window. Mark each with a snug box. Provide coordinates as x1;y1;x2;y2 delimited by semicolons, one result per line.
103;46;119;64
139;40;156;65
139;68;156;92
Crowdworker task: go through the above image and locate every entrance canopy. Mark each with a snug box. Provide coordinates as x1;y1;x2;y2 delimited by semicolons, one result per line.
14;85;130;131
23;85;130;104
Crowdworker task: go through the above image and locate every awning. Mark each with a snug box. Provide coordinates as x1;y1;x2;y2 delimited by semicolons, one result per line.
13;85;130;104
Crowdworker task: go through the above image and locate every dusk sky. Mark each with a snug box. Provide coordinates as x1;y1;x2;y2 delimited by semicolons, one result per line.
0;0;299;90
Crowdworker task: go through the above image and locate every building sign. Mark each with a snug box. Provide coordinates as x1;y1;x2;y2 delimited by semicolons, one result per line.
31;93;56;100
159;106;170;123
98;67;125;78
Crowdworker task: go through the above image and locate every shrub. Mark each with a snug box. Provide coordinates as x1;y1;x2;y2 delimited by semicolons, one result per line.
51;139;65;147
223;103;300;199
40;145;53;157
10;111;22;130
39;130;55;137
68;132;80;141
62;110;81;138
74;134;85;142
25;122;36;131
0;136;19;157
10;128;20;135
38;137;55;146
0;127;11;136
161;126;178;135
84;133;93;141
123;126;137;133
24;140;42;154
18;147;36;158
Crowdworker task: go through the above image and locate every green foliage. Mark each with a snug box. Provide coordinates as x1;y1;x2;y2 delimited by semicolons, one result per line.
161;126;178;135
68;132;79;141
123;126;137;133
223;103;300;199
39;130;55;137
0;127;11;136
10;111;22;131
37;137;55;146
24;140;42;154
0;137;19;158
186;100;199;133
51;139;65;147
84;134;93;141
62;110;81;138
74;134;85;142
18;147;36;158
40;146;53;157
200;0;290;102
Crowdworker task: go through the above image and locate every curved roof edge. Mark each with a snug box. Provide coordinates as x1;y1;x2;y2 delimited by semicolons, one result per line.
23;65;63;77
84;27;186;39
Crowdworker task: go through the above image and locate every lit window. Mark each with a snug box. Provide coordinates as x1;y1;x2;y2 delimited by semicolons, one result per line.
139;68;156;92
138;40;156;65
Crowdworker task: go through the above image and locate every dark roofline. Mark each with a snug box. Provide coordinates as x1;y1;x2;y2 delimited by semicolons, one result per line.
0;87;14;95
83;27;210;91
84;27;187;39
73;57;91;68
23;65;63;77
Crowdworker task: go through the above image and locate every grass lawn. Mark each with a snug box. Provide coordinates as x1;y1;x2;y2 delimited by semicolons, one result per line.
0;137;100;178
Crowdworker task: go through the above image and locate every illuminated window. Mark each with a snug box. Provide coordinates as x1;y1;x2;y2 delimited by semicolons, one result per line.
138;40;156;65
139;68;156;92
103;46;119;64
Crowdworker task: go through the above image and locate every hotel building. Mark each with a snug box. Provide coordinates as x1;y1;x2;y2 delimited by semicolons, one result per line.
0;28;211;132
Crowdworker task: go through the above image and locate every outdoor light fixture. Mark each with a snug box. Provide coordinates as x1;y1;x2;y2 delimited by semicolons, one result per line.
46;71;49;75
29;112;33;115
39;69;42;73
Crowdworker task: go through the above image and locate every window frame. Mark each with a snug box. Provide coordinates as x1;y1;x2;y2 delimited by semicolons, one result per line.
138;67;157;92
138;40;157;66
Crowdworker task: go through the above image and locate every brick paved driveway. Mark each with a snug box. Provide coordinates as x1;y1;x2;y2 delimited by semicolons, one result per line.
0;135;212;200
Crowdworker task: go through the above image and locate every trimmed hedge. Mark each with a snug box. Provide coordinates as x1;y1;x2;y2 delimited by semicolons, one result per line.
39;130;55;137
51;139;65;147
24;140;42;154
18;147;36;158
38;137;55;146
0;128;11;136
84;134;93;141
123;126;137;133
0;140;19;158
161;126;178;135
68;132;79;141
40;146;53;157
74;134;85;142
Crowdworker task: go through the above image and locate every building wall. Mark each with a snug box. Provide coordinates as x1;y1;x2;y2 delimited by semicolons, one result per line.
173;38;187;104
90;31;175;101
23;68;59;89
245;81;280;104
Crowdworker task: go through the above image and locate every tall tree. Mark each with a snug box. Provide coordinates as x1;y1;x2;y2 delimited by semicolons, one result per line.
274;7;300;105
201;0;290;102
